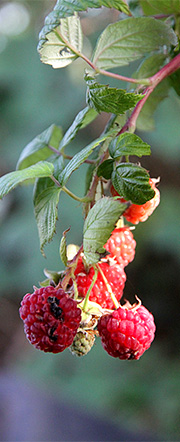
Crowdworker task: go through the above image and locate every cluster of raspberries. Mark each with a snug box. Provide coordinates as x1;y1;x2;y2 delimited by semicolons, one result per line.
19;179;159;360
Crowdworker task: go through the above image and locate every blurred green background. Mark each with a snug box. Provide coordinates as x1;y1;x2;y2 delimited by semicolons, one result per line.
0;1;180;441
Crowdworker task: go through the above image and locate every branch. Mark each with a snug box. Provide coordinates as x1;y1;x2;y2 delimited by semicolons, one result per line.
119;53;180;134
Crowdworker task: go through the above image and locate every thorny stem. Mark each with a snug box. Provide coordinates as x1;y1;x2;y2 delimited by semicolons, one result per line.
118;53;180;134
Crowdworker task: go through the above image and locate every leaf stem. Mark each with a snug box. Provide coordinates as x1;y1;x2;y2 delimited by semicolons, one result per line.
48;145;96;164
97;264;120;309
62;185;92;202
54;28;151;85
83;267;98;312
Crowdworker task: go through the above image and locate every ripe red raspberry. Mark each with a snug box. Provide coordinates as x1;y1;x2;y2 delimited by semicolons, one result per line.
19;286;81;353
104;227;136;267
111;179;160;224
97;301;155;360
74;258;126;309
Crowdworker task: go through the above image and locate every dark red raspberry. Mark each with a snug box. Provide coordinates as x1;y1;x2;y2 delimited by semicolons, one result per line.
111;179;160;224
19;286;81;353
74;258;126;309
104;227;136;267
97;301;155;360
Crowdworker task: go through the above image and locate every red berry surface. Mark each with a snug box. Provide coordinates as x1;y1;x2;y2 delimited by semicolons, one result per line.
74;258;126;309
111;179;160;224
104;227;136;267
19;286;81;353
98;303;155;360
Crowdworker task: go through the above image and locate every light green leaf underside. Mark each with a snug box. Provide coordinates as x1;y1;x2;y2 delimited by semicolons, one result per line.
83;197;127;264
34;185;61;255
109;133;151;158
58;130;115;186
0;162;54;199
140;0;180;15
92;17;177;70
59;106;98;150
133;54;170;131
39;15;83;68
38;0;130;50
17;125;62;170
112;162;154;204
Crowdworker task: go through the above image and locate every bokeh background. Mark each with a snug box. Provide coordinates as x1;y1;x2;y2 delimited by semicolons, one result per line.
0;1;180;440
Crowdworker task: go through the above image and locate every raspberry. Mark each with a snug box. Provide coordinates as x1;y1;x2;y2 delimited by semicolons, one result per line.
70;330;95;357
74;258;126;309
19;286;81;353
104;227;136;267
97;301;155;360
111;179;160;224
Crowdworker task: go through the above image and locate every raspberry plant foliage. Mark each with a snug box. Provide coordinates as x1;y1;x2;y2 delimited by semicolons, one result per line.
1;0;180;358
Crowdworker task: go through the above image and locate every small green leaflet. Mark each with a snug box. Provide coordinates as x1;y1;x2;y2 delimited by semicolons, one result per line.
109;133;151;159
83;197;127;265
58;131;115;186
59;106;98;150
38;0;130;51
112;163;155;204
85;75;144;115
39;15;83;69
92;17;177;70
34;186;61;256
97;159;114;180
33;156;64;254
59;228;70;266
0;162;54;199
140;0;180;15
17;125;62;170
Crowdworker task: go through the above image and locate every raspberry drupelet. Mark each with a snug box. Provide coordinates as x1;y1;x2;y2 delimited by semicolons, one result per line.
19;286;81;353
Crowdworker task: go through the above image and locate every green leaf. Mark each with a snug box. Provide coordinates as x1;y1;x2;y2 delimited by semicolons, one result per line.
17;125;62;170
58;131;115;186
169;69;180;97
137;79;170;131
59;106;98;150
34;185;61;255
133;54;170;131
133;53;167;80
112;163;155;204
38;0;131;51
92;17;177;70
85;75;144;114
39;15;83;69
109;133;151;158
0;162;54;199
140;0;180;15
97;159;114;179
83;197;127;264
59;228;70;266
